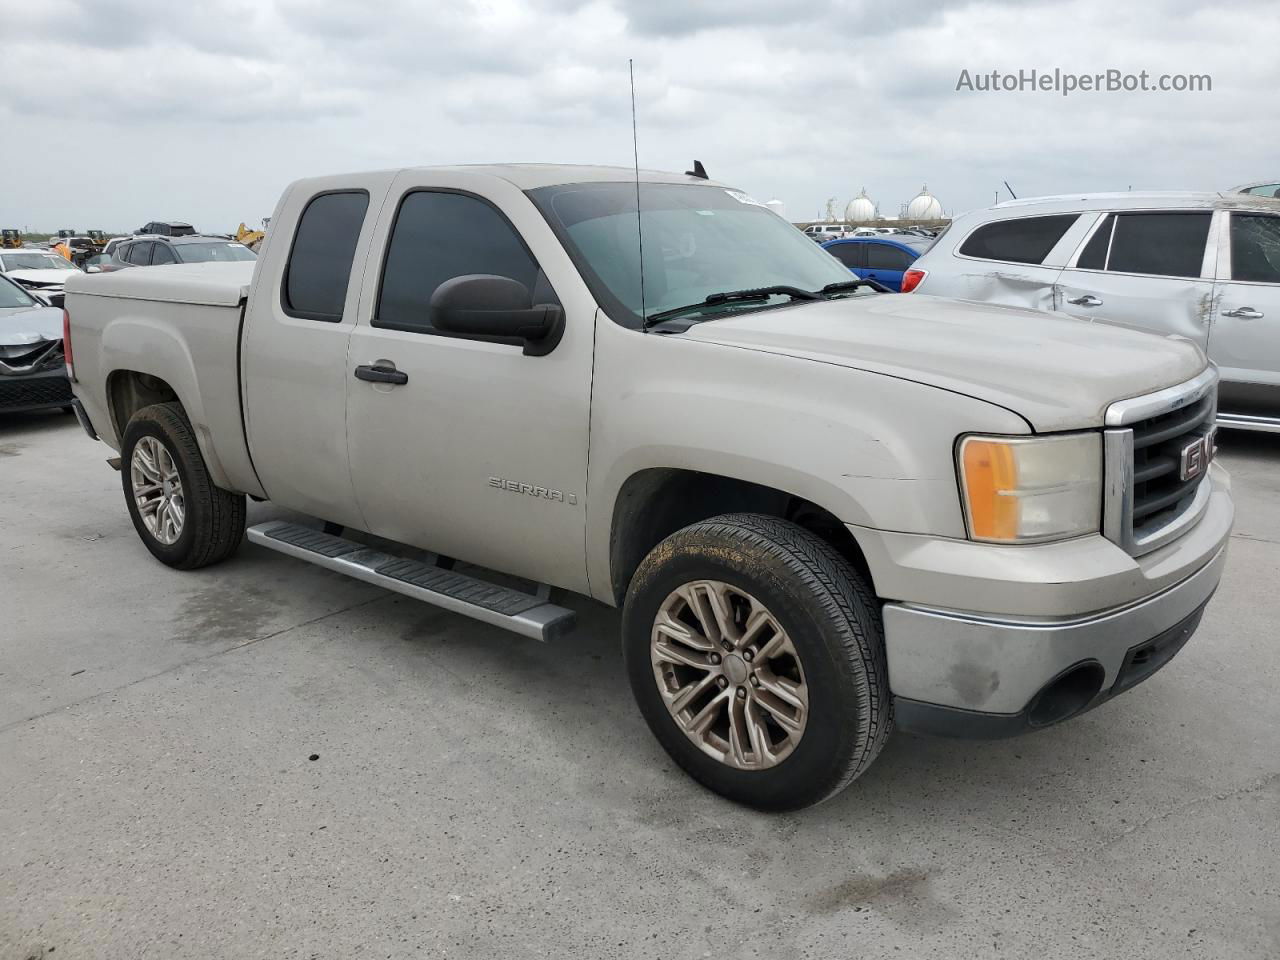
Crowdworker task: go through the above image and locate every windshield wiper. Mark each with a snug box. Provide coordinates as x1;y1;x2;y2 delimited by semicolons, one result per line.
643;285;822;328
819;278;891;296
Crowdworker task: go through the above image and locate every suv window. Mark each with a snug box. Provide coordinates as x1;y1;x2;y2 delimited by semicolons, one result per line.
151;243;177;265
283;191;369;322
375;191;543;334
1089;211;1211;278
1242;183;1280;199
126;241;153;265
866;243;915;270
959;214;1078;264
826;243;864;268
1231;214;1280;283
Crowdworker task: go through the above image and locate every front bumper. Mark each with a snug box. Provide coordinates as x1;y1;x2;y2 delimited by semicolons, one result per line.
870;464;1233;738
0;368;73;413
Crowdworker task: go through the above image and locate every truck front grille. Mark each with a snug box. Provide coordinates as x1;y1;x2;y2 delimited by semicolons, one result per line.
1103;369;1218;557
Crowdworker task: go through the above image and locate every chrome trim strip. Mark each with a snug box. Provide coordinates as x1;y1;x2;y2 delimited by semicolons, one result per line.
1104;367;1218;427
1217;412;1280;434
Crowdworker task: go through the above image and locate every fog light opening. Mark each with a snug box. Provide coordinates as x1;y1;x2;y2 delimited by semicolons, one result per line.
1027;661;1105;728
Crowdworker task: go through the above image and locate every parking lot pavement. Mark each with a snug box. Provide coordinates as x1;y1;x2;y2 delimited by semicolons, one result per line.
1;412;1277;960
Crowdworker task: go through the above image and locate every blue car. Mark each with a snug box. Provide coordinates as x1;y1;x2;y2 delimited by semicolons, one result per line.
821;236;933;292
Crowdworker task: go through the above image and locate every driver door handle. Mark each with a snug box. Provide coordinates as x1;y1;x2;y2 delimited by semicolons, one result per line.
354;363;408;385
1223;306;1264;319
1066;294;1103;307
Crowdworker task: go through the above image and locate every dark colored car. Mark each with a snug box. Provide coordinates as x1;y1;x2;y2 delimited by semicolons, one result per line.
0;274;72;414
822;235;933;291
137;221;196;237
111;235;258;269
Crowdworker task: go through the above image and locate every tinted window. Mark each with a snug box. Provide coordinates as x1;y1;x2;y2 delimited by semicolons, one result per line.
1231;214;1280;283
376;191;541;334
1243;184;1280;198
865;243;916;270
175;241;257;263
1106;212;1210;278
151;243;177;265
1076;215;1114;270
959;214;1078;264
827;243;864;268
283;191;369;321
127;242;153;265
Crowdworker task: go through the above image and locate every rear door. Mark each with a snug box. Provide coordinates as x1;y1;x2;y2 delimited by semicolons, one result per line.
1209;210;1280;418
863;241;916;291
1055;210;1217;348
343;171;595;591
824;239;866;276
242;177;393;526
938;213;1084;310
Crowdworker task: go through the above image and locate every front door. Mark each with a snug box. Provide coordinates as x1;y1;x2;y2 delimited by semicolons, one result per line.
1210;210;1280;418
1055;209;1217;348
344;174;594;592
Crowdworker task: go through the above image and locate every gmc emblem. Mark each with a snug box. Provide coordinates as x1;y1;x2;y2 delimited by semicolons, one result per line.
1178;430;1216;482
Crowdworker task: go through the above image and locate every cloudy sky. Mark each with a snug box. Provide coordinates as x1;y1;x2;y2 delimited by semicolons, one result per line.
5;0;1277;232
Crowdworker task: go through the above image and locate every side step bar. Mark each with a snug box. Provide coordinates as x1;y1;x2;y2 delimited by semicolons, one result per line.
246;521;576;641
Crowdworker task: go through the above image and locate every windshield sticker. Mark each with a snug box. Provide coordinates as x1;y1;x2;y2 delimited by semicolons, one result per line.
725;190;766;207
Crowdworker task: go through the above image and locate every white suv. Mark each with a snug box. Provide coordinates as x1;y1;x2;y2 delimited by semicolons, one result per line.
905;192;1280;432
802;223;852;241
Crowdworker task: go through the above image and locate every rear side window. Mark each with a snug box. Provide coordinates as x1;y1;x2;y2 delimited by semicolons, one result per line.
826;243;864;268
1231;214;1280;283
151;244;176;265
283;191;369;322
1104;212;1211;278
375;191;542;334
866;244;915;270
958;214;1078;264
126;242;152;265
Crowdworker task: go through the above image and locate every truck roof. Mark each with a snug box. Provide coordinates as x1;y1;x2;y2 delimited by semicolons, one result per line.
290;163;729;192
992;191;1280;214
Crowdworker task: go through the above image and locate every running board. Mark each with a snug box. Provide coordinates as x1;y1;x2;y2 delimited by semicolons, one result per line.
1217;412;1280;434
246;521;576;641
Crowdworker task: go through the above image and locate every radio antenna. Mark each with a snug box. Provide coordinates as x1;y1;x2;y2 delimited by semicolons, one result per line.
629;58;648;330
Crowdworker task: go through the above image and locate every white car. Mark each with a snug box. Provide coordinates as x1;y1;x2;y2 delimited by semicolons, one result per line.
905;191;1280;431
0;249;81;306
802;223;852;242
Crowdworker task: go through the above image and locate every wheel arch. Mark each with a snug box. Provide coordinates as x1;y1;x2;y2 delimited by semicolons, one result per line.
605;466;876;607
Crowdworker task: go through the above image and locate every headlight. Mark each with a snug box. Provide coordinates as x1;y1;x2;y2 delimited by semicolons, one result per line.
958;433;1101;543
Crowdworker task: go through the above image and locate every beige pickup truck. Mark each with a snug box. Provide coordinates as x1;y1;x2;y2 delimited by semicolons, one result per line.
64;163;1233;810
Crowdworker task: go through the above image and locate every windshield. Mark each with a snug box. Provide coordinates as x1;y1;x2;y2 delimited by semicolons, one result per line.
0;275;36;308
529;182;858;327
1;253;73;271
174;242;257;263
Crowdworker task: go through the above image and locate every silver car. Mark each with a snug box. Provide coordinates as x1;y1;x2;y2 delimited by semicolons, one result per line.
906;192;1280;431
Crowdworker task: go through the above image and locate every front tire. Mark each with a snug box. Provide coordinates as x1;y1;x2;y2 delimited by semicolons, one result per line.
622;513;891;811
121;402;245;569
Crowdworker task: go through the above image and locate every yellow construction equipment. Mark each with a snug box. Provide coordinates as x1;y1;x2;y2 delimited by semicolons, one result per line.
235;221;267;252
1;229;21;249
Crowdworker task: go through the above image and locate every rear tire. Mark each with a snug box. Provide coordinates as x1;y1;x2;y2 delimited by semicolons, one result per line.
121;402;245;569
622;513;891;811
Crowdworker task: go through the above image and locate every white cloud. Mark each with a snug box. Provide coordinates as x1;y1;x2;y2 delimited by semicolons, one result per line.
1;0;1275;231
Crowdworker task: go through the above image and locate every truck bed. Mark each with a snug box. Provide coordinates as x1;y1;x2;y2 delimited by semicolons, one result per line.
64;261;265;498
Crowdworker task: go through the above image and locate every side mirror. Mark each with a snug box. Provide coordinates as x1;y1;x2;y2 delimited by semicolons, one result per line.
429;274;563;356
86;265;102;274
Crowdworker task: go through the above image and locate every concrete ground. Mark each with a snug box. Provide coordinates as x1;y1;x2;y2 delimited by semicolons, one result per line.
1;411;1277;960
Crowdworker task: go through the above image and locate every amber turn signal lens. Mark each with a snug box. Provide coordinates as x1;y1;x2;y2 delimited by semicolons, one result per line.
961;439;1019;540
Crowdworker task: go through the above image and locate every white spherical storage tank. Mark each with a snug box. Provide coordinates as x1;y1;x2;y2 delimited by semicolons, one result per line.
845;188;876;222
905;185;943;220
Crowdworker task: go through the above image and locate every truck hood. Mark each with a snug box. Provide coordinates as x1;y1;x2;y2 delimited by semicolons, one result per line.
682;294;1206;432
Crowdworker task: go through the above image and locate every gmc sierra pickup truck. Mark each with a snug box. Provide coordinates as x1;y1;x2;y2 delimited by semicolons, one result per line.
64;164;1233;810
